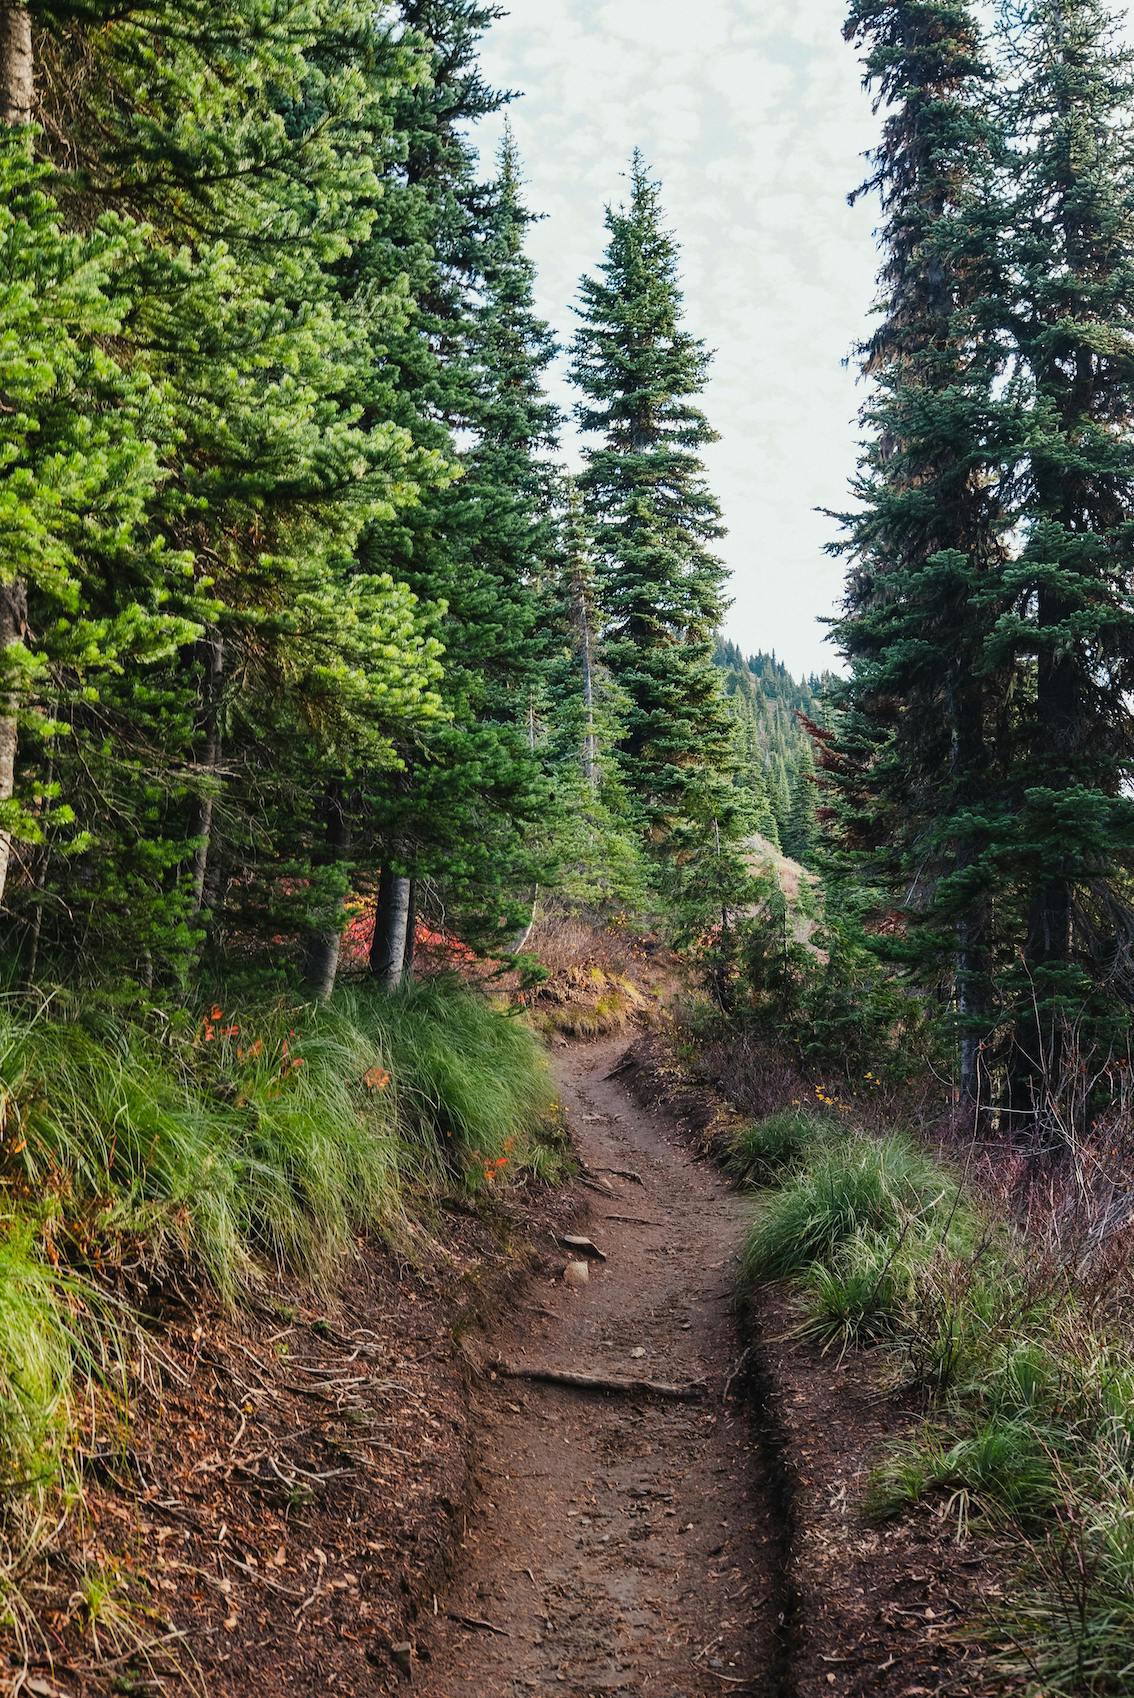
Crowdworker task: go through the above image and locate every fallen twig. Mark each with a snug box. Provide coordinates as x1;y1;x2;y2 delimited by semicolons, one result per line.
722;1345;753;1402
599;1214;663;1226
489;1359;706;1400
448;1611;510;1637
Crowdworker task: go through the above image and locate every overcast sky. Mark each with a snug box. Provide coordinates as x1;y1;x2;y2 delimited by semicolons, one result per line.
474;0;881;680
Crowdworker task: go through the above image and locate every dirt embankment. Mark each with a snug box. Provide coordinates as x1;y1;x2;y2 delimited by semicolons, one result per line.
12;1192;581;1698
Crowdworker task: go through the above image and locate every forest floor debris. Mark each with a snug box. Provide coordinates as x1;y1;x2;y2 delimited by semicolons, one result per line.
3;1188;580;1698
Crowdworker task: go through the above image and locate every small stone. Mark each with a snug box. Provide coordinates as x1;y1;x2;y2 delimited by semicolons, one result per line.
629;1347;646;1360
563;1260;590;1288
391;1642;414;1680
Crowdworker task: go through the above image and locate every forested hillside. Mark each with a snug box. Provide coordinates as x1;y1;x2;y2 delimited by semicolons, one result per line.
0;3;762;1675
715;640;830;862
10;0;1134;1693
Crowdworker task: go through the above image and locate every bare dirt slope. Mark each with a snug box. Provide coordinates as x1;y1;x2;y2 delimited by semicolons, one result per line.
418;1038;782;1698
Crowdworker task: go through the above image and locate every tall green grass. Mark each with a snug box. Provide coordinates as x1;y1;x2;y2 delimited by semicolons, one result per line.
4;978;556;1289
723;1108;834;1188
0;976;558;1615
740;1130;959;1283
736;1112;1134;1694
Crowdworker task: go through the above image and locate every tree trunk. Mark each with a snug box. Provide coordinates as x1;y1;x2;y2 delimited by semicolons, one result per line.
956;897;990;1108
0;5;33;126
401;877;417;983
578;584;598;794
0;583;28;910
369;865;411;993
1015;572;1078;1122
947;660;991;1111
0;14;31;909
565;484;600;792
508;887;538;953
22;841;45;982
302;780;350;1001
189;632;224;916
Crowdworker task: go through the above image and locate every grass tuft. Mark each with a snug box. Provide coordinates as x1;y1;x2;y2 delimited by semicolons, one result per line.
798;1230;915;1350
733;1091;1134;1693
724;1109;833;1188
740;1132;956;1283
866;1416;1062;1530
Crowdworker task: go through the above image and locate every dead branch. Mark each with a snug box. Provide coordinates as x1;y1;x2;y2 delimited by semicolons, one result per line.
488;1359;706;1400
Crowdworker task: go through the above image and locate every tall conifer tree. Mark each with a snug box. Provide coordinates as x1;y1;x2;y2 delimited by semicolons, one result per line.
21;1;443;982
570;154;740;903
362;22;558;964
830;1;1014;1100
996;0;1134;1101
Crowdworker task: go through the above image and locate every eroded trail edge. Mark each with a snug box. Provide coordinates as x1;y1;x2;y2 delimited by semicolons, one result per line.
419;1038;785;1697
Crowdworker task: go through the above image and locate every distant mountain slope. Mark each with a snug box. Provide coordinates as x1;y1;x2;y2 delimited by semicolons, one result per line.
714;640;834;862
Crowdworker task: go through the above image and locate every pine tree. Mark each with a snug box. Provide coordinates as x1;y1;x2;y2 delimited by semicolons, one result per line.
995;0;1134;1102
0;117;197;959
570;153;740;906
21;0;443;982
361;19;559;965
717;671;777;845
830;0;1015;1100
538;481;648;913
782;746;818;866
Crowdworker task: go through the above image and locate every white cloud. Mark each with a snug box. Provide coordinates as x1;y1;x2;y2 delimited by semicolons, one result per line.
478;0;880;675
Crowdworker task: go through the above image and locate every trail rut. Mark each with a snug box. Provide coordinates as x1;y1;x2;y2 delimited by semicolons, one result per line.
419;1038;783;1697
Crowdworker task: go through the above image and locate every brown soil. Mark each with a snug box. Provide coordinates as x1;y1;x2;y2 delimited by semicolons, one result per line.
416;1037;783;1698
759;1289;1010;1698
12;1191;581;1698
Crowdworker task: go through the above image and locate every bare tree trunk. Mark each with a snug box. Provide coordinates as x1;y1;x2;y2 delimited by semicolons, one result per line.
1013;575;1078;1126
189;632;224;916
509;887;538;953
0;583;28;910
0;13;32;909
0;5;33;126
302;780;350;1001
401;877;417;983
564;482;600;793
22;841;45;981
946;652;991;1112
369;865;411;993
956;899;990;1109
0;15;31;861
568;549;600;793
579;597;598;793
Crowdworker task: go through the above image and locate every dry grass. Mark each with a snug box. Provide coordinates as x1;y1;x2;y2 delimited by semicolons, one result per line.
520;908;678;1038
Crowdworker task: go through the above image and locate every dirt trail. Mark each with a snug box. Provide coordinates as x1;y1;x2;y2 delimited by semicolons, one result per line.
419;1038;783;1697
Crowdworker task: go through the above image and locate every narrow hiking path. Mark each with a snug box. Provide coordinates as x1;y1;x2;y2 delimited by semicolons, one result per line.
419;1037;783;1698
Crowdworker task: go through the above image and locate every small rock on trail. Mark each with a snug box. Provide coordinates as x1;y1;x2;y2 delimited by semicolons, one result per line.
417;1037;780;1697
